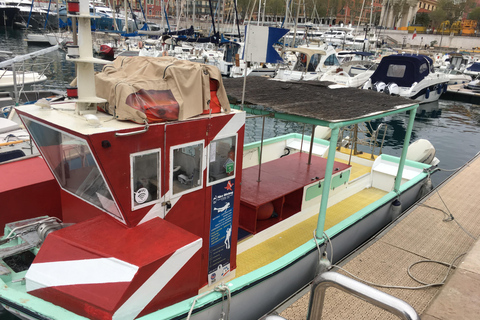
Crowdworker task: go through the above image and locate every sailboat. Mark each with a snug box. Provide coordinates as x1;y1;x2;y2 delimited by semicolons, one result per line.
0;1;440;319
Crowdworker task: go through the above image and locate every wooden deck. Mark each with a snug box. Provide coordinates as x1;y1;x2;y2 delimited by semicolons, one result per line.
276;152;480;320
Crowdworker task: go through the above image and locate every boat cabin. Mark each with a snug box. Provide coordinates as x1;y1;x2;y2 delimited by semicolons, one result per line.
370;54;434;88
13;55;246;318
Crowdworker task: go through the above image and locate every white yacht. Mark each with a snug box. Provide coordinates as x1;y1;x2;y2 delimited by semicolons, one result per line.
274;45;340;81
320;27;355;46
363;54;449;103
320;59;377;88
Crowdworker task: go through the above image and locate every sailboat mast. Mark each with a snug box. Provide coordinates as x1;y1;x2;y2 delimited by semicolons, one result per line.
291;0;301;47
176;0;180;30
233;0;241;40
161;0;165;31
208;0;217;39
257;0;261;25
284;0;289;28
124;0;128;33
56;0;60;32
262;0;265;25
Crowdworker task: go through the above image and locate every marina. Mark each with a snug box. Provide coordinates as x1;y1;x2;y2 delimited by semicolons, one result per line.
2;3;480;319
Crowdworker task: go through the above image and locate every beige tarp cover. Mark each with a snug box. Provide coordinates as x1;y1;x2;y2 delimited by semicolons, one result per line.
95;56;231;123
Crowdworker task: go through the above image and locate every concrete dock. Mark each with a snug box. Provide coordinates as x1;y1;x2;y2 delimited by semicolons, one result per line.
276;152;480;320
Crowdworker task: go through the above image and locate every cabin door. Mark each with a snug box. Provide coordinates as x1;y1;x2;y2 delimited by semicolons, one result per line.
162;121;208;241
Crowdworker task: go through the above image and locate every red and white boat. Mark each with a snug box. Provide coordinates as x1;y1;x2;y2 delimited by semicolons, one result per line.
0;2;440;319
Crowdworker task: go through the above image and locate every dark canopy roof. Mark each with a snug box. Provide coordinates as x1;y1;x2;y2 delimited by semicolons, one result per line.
223;77;416;124
466;62;480;72
370;54;433;87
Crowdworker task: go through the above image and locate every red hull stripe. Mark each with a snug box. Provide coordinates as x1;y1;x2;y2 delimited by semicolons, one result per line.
26;258;139;291
113;238;203;319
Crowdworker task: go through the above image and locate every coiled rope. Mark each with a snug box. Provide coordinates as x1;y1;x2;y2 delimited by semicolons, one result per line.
314;186;477;290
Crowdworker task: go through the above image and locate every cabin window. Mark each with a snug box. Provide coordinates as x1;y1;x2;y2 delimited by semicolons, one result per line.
207;135;237;185
419;63;428;74
308;54;321;71
324;54;340;67
131;149;161;210
171;141;204;196
386;64;406;78
20;117;123;221
293;53;308;71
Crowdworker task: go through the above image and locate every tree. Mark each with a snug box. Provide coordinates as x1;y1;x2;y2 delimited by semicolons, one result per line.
415;12;430;27
429;8;447;29
469;7;480;22
434;0;475;23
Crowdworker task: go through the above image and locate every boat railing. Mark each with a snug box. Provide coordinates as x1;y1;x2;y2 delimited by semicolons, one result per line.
262;271;420;320
338;122;387;159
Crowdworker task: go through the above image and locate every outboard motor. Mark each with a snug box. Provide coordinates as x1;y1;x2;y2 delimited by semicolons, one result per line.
373;81;386;92
384;83;399;95
363;80;372;90
406;139;439;165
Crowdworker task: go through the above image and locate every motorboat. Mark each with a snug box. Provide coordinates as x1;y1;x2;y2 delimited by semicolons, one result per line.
363;54;449;103
463;61;480;78
464;79;480;91
320;59;377;88
435;53;472;86
5;0;58;30
0;47;57;96
274;45;340;81
58;3;136;32
320;51;377;88
437;67;472;86
0;69;47;92
0;3;440;319
25;32;51;45
320;26;355;46
0;2;19;27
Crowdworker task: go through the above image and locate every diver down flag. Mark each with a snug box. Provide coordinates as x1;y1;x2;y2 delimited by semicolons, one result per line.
244;25;289;64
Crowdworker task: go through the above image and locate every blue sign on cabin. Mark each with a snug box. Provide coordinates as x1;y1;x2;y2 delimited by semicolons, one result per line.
207;179;235;285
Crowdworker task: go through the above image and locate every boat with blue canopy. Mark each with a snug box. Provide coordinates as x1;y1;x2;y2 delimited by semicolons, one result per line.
363;53;449;103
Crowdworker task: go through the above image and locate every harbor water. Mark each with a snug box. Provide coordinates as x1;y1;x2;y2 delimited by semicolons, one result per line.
2;28;480;319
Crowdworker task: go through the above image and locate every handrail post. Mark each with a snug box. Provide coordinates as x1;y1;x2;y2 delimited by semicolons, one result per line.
315;126;339;238
394;105;418;193
307;272;420;320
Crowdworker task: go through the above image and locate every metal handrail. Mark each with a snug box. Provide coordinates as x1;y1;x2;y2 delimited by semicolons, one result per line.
307;272;420;320
262;271;420;320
